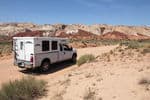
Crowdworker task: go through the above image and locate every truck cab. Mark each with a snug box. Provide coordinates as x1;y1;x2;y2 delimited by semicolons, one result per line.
13;37;77;71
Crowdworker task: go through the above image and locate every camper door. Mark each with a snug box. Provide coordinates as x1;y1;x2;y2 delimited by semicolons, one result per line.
15;40;25;60
24;40;33;61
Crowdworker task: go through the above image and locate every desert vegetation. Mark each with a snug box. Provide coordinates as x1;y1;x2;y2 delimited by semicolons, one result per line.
120;40;150;49
70;39;150;48
139;78;150;85
0;37;150;100
0;38;149;58
77;54;96;66
0;41;12;57
0;77;47;100
138;77;150;91
83;87;96;100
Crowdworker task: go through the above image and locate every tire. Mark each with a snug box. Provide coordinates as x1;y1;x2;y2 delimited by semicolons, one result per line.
41;60;50;72
72;54;77;63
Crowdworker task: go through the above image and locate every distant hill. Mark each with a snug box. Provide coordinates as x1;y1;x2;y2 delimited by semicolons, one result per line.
0;23;150;40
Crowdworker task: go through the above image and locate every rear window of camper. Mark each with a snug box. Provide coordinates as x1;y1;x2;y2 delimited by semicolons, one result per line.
42;41;49;51
52;41;58;50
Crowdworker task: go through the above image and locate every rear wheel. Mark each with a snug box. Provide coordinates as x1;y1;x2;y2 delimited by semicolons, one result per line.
41;60;50;72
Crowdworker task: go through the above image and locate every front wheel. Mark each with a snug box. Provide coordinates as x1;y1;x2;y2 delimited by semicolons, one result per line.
41;60;50;72
72;54;77;63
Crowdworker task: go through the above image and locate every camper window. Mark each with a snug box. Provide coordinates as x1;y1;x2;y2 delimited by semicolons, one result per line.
52;41;58;50
42;41;50;51
20;42;23;50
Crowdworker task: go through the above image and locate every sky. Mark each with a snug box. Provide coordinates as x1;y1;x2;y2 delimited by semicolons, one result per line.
0;0;150;25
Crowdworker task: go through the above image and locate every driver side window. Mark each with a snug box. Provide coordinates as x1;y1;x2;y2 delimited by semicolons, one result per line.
59;44;63;51
63;45;70;51
60;44;72;51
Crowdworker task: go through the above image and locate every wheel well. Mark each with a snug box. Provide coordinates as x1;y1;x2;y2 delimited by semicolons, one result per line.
73;53;77;58
41;58;50;65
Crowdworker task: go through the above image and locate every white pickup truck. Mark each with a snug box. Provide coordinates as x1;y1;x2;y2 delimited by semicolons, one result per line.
13;37;77;71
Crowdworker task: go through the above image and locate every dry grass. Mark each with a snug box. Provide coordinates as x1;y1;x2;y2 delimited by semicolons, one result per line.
51;91;65;100
77;54;96;66
0;76;47;100
138;77;150;91
0;42;12;57
141;48;150;55
83;88;96;100
139;78;150;85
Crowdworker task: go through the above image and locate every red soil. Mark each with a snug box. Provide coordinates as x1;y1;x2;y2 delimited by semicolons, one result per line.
12;30;44;37
101;31;129;40
101;31;150;40
11;30;150;40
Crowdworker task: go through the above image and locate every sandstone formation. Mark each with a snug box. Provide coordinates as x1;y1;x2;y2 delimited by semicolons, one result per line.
0;23;150;40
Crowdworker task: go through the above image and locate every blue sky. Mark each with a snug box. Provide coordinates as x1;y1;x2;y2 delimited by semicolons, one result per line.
0;0;150;25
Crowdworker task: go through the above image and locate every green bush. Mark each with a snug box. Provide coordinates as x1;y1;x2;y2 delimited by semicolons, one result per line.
77;54;95;66
0;77;47;100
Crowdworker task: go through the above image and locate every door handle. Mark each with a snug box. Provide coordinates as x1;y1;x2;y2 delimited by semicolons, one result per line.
64;52;65;54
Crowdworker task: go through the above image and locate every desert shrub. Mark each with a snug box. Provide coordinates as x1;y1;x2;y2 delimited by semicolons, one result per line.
139;78;150;85
70;39;125;47
128;42;141;49
77;54;95;66
147;45;150;48
83;88;96;100
51;91;64;100
121;41;140;49
128;42;140;49
141;48;150;54
120;40;150;49
0;49;2;56
106;55;111;62
0;76;47;100
0;42;12;55
2;45;12;54
109;50;114;55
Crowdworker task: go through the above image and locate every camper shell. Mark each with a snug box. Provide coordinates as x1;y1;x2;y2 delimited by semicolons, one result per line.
13;37;77;71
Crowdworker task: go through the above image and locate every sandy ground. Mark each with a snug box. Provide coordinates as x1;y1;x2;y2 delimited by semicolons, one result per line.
0;45;117;85
0;45;150;100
